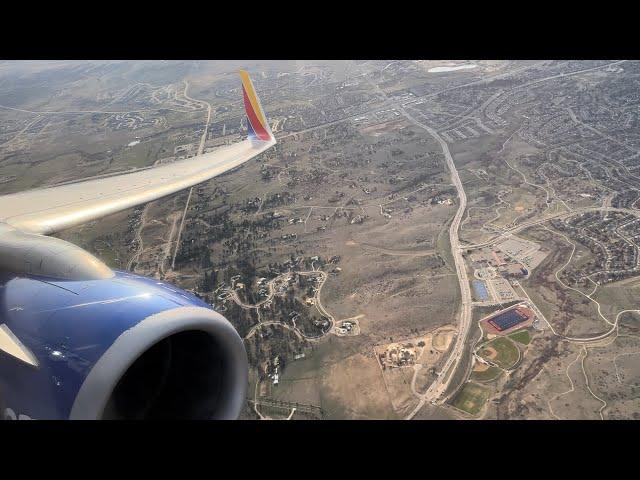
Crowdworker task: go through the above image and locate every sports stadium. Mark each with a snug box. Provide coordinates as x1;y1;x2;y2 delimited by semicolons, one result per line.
480;304;535;335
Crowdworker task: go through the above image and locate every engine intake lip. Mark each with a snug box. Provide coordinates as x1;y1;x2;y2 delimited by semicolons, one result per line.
69;306;248;420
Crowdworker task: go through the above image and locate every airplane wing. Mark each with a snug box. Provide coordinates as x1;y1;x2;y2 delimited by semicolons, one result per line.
0;70;275;235
0;70;275;420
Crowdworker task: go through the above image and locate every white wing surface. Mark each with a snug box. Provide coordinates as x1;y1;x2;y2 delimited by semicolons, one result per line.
0;138;274;234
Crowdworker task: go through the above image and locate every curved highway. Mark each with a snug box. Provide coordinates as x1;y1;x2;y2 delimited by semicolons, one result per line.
400;108;472;418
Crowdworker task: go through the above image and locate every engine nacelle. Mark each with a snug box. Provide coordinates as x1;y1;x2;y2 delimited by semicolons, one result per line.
0;270;248;419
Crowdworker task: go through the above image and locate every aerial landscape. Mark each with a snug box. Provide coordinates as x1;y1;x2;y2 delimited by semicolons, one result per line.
1;59;639;419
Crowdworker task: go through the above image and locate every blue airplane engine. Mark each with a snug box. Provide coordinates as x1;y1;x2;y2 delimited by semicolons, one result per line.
0;270;248;420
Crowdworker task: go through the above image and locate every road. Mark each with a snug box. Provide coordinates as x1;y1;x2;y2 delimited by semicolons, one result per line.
0;116;43;148
170;80;212;270
244;320;308;342
126;80;211;275
170;185;193;270
357;70;474;415
127;206;148;271
400;108;472;418
0;78;213;116
159;212;180;277
226;269;332;342
310;270;335;328
463;205;640;250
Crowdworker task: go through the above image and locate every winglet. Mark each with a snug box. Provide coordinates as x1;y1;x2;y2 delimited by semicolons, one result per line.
239;70;274;142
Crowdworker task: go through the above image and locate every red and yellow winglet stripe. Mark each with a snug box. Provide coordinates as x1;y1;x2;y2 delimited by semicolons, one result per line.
239;70;272;141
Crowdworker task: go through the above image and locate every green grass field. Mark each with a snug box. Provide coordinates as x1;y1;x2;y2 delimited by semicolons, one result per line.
470;365;502;383
451;382;491;415
478;336;520;369
508;329;531;345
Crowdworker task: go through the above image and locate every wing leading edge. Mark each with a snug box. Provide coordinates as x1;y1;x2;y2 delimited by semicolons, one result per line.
0;71;275;235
